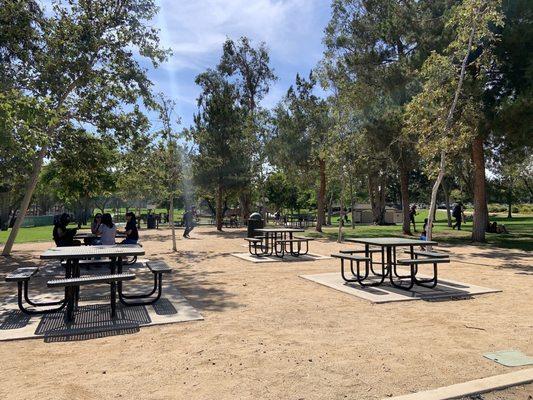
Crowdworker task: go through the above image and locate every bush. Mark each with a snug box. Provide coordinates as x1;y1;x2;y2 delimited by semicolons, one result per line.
487;204;507;213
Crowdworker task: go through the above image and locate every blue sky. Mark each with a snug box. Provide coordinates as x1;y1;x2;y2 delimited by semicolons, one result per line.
145;0;332;130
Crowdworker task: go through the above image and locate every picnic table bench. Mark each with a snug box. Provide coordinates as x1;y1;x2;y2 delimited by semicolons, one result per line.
48;273;135;320
245;228;310;258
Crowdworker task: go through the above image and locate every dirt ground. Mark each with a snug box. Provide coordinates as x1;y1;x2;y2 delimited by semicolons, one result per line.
0;226;532;400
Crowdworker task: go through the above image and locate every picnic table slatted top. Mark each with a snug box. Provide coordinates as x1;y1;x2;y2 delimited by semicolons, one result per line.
255;228;305;233
40;244;145;259
344;237;438;246
74;232;126;239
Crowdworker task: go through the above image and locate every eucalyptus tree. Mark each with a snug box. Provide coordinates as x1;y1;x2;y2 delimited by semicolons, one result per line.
1;0;168;255
267;73;333;232
405;0;504;242
190;70;248;231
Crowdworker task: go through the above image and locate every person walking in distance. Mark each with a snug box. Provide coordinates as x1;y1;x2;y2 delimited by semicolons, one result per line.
452;202;463;230
409;204;418;232
183;206;196;238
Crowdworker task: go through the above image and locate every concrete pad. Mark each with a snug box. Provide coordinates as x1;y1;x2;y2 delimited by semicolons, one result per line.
0;270;203;341
386;368;533;400
231;252;331;263
484;350;533;367
299;272;501;303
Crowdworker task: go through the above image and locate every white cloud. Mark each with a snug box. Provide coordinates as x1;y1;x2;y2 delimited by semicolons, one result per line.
156;0;324;72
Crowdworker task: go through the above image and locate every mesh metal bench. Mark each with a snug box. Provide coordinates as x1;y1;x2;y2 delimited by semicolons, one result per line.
331;253;375;286
396;258;450;288
119;261;172;306
276;237;313;257
5;267;67;315
403;250;450;259
48;273;136;321
245;237;265;257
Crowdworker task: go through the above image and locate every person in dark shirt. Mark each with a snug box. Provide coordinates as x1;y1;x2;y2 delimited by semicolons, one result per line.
53;213;80;247
183;206;196;238
409;204;418;232
452;202;463;230
121;212;139;244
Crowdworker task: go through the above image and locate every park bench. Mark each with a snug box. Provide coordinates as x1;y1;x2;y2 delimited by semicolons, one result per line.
47;273;136;321
396;257;450;288
403;250;449;259
119;260;172;306
331;253;375;286
245;237;265;256
5;267;67;315
276;237;313;257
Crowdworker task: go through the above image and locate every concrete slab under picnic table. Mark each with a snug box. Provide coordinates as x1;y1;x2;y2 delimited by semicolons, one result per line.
0;262;203;341
300;272;501;303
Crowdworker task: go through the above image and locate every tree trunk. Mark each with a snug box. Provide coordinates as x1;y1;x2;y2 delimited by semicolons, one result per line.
471;135;488;242
368;172;386;225
349;174;356;230
426;22;477;241
316;158;326;232
216;184;223;231
400;166;411;235
2;147;47;256
507;182;512;219
327;193;333;226
337;169;345;243
169;193;176;251
442;179;452;227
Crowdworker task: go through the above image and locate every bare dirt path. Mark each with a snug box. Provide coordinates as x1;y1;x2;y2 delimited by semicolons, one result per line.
0;226;531;400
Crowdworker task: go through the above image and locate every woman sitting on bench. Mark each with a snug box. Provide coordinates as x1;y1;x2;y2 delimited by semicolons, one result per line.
120;212;139;244
53;213;81;247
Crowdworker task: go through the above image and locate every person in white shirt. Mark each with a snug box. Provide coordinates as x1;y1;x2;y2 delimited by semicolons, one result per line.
98;213;116;245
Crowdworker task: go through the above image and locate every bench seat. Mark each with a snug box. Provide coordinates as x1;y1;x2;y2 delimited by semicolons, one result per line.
339;249;381;255
147;260;172;273
5;267;38;282
277;238;310;243
403;250;449;258
47;273;136;287
245;237;262;243
331;253;371;262
397;258;450;265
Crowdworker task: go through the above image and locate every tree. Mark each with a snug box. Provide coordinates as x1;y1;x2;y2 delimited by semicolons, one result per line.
190;70;248;231
323;0;452;231
218;37;277;219
268;73;332;232
1;0;168;255
152;94;183;251
405;0;503;241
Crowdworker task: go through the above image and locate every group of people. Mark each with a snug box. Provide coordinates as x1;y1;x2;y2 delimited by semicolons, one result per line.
53;212;139;247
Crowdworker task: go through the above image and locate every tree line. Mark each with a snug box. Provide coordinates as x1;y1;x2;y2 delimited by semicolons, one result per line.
1;0;532;255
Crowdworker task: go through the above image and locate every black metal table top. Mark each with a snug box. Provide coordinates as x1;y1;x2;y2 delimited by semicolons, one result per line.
344;237;438;246
255;228;305;233
40;244;145;260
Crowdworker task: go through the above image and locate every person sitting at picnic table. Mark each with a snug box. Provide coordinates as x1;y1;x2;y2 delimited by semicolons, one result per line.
53;213;80;247
97;213;116;245
119;212;139;244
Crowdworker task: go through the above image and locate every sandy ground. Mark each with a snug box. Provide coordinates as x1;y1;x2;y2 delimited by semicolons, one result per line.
0;226;532;400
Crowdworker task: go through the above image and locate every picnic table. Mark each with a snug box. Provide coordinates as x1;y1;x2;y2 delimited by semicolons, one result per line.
40;245;145;320
254;228;306;257
342;237;446;289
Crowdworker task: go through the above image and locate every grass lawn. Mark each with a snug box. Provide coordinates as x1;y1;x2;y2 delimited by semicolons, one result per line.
1;210;532;251
306;210;533;252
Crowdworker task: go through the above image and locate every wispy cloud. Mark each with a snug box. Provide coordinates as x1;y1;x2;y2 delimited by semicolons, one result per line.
150;0;331;126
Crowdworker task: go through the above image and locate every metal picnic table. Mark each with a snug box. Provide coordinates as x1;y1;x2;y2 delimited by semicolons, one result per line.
40;245;145;318
344;237;439;289
254;228;305;257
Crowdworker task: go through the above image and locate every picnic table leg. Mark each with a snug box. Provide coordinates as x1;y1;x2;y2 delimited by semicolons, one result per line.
389;246;414;290
369;246;386;277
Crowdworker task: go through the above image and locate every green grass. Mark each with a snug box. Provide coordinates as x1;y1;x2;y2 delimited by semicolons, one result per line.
1;210;532;251
306;210;533;252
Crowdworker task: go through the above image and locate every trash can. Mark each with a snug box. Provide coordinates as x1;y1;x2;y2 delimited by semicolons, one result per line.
247;212;264;238
146;213;156;229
